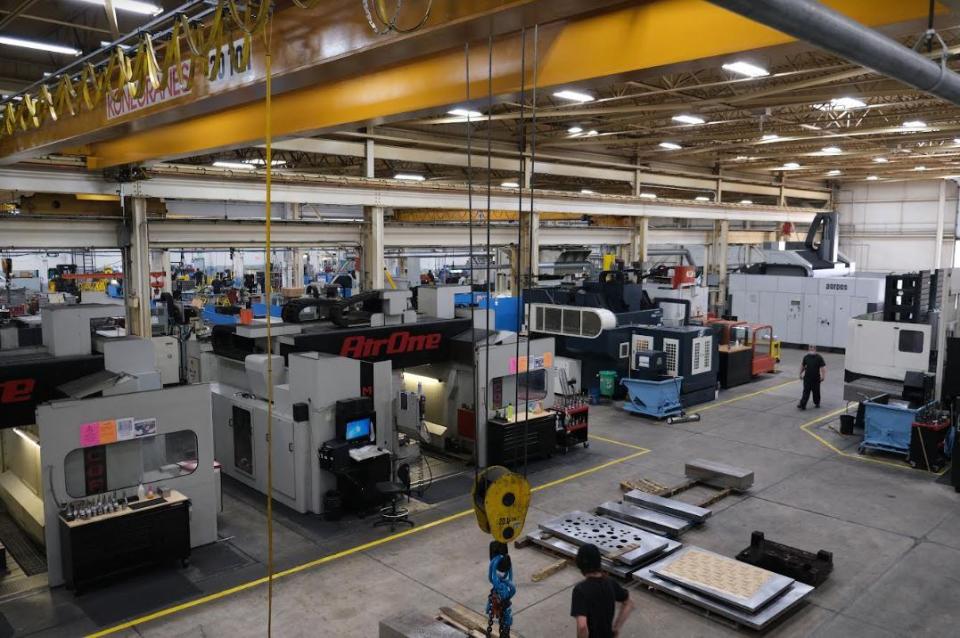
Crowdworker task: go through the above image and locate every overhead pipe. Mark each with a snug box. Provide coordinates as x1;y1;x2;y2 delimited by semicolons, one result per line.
708;0;960;105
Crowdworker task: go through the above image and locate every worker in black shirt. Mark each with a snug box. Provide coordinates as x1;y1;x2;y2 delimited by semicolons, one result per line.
570;544;635;638
798;344;827;410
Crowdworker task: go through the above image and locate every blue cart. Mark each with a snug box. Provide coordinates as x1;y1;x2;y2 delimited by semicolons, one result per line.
861;400;934;456
621;377;699;424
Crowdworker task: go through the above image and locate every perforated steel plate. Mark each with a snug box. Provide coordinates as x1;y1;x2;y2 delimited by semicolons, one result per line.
525;529;680;578
651;547;794;613
538;511;669;566
597;501;692;538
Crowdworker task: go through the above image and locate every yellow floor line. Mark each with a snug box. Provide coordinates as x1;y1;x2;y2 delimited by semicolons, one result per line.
692;378;799;414
85;444;649;637
799;407;950;475
589;434;650;452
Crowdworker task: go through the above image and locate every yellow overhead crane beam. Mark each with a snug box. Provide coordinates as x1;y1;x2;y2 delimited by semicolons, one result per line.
0;0;938;168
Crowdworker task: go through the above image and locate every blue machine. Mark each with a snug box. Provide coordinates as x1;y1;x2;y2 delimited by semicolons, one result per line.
861;400;935;456
621;377;684;420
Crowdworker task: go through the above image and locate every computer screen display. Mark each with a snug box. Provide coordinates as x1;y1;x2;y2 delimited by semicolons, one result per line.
344;416;372;442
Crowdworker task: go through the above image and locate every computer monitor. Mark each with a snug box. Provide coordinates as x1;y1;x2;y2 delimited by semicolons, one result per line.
336;412;375;443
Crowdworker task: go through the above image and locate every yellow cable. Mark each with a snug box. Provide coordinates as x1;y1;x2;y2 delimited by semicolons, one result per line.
263;13;275;638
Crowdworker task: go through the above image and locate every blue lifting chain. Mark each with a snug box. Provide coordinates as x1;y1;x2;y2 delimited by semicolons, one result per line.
486;550;516;638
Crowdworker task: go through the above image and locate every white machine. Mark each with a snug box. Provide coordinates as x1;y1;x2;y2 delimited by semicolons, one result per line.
729;273;886;348
844;315;932;401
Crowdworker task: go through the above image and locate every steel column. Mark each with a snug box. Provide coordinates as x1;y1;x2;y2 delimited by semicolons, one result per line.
126;197;152;338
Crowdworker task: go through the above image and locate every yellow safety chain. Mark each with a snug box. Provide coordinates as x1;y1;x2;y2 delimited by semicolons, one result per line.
0;0;430;137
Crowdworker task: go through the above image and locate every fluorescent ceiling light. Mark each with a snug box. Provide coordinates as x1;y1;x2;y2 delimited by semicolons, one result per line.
448;108;482;118
639;192;657;199
761;134;779;141
580;189;595;194
821;146;842;154
873;157;888;163
827;169;842;176
0;36;80;56
586;130;599;136
695;196;711;202
722;61;769;78
815;97;866;111
902;120;927;129
734;155;750;161
954;138;960;144
740;199;753;205
501;181;519;188
915;166;927;171
866;175;879;181
394;173;425;181
659;142;682;150
243;159;286;166
76;0;163;16
553;90;594;103
783;162;800;169
212;161;255;170
672;114;705;125
567;126;583;134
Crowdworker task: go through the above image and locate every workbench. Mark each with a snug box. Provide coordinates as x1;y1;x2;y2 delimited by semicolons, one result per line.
59;490;191;593
487;410;557;467
718;345;753;389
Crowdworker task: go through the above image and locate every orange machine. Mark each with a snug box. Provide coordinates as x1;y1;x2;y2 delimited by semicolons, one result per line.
747;324;776;376
710;319;747;346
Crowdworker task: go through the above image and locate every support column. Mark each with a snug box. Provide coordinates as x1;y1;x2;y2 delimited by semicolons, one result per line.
284;202;304;289
518;210;539;291
630;216;648;268
711;219;729;316
935;179;946;269
362;206;385;290
126;196;152;337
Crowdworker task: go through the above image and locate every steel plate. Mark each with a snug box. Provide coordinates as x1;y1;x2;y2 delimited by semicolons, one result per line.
524;529;681;578
538;511;670;566
623;490;712;523
596;501;692;538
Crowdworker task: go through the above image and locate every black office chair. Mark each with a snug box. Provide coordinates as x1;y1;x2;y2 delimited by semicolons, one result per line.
374;463;414;531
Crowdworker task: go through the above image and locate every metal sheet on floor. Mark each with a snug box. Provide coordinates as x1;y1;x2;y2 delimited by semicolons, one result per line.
524;529;680;578
538;511;669;566
596;501;692;538
622;490;712;523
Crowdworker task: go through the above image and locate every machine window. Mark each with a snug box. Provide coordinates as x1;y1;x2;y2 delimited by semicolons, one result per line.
64;430;199;498
898;330;924;353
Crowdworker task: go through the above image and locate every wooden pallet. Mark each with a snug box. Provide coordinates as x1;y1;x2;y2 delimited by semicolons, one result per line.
438;605;527;638
619;477;734;508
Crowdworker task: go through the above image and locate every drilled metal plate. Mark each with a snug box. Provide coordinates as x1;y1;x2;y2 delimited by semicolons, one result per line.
525;529;680;578
538;511;669;566
634;560;813;631
650;547;794;613
623;490;712;523
596;501;692;538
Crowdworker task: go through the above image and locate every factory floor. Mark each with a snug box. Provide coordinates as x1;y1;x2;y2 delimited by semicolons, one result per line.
5;348;960;637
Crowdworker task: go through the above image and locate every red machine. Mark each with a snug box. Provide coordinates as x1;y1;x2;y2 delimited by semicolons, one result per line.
747;324;776;376
710;319;747;345
670;265;697;289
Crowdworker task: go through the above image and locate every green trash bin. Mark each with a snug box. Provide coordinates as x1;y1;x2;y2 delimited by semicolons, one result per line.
598;370;618;398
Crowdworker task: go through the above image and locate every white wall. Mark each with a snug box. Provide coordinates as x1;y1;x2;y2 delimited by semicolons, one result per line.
837;180;958;272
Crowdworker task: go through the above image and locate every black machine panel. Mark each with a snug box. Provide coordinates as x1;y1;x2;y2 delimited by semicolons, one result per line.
0;353;105;428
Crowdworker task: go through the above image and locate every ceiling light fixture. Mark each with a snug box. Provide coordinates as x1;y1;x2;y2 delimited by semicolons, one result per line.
501;181;520;188
639;192;657;199
866;175;879;181
567;126;583;134
580;189;595;194
553;89;594;103
722;61;769;77
740;199;753;205
815;97;866;111
212;161;255;170
447;108;482;118
672;114;705;125
761;134;779;141
695;196;711;202
659;142;682;150
76;0;163;15
0;36;80;56
100;40;132;51
901;120;927;130
243;159;286;166
586;130;599;136
873;157;888;163
821;146;842;154
394;173;425;181
915;166;927;171
827;169;842;176
783;162;800;169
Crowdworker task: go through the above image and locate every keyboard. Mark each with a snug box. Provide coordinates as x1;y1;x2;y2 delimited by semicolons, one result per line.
349;445;387;462
128;497;166;510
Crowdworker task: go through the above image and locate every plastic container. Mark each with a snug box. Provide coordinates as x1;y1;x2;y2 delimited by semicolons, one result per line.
598;370;618;398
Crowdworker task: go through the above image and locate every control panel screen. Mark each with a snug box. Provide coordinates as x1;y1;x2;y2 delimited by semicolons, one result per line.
345;416;372;442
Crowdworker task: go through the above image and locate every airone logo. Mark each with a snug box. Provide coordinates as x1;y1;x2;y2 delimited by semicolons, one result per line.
340;331;443;359
0;379;35;403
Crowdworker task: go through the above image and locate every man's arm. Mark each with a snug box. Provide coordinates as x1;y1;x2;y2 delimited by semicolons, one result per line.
613;597;635;636
575;616;588;638
820;361;826;383
800;363;806;379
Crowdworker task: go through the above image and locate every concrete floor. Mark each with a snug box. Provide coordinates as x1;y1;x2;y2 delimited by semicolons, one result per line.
7;348;960;637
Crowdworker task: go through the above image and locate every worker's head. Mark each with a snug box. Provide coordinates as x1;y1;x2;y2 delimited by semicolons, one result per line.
576;543;603;575
808;344;817;352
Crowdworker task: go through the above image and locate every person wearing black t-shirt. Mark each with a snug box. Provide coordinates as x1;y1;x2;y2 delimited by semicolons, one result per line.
570;544;635;637
798;344;826;410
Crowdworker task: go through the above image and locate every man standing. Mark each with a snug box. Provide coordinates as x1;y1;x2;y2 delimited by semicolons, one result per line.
798;344;826;410
571;544;635;637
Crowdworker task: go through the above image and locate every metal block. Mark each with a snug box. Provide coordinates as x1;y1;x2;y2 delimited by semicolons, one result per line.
538;511;669;566
684;459;755;492
623;490;712;523
379;612;464;638
596;501;692;538
649;547;794;613
634;563;813;631
524;529;680;578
